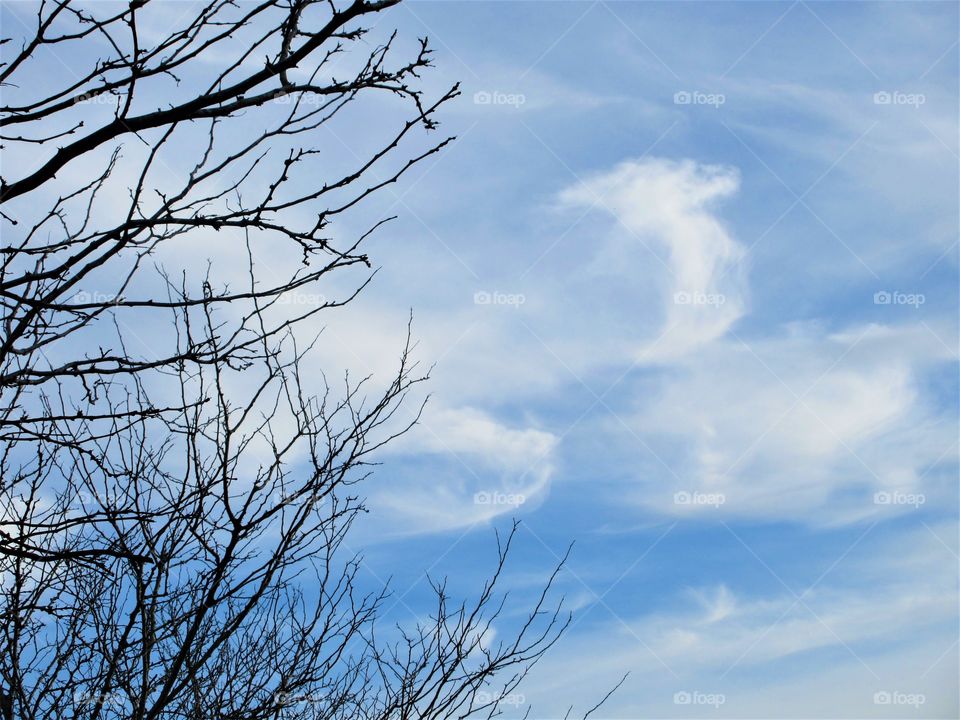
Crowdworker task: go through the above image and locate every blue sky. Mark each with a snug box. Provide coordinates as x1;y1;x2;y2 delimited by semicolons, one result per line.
3;0;957;716
321;2;960;716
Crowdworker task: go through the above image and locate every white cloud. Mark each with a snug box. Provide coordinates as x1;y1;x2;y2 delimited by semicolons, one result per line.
547;158;955;527
625;321;956;524
558;158;747;360
364;405;558;536
401;405;557;464
40;144;950;536
514;522;958;718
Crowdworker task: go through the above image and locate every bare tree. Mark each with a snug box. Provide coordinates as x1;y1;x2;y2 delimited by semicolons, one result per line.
0;2;574;718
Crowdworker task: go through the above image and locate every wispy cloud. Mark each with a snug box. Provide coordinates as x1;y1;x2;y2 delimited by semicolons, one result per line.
558;158;747;360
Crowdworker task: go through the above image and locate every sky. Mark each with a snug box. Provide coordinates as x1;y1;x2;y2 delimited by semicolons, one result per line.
328;2;960;716
3;0;958;717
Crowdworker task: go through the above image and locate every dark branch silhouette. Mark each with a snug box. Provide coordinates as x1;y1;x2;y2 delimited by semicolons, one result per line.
0;2;598;719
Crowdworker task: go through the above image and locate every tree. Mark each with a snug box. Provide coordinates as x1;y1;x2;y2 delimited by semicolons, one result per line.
0;2;573;718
